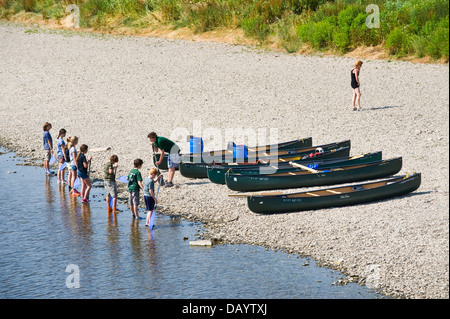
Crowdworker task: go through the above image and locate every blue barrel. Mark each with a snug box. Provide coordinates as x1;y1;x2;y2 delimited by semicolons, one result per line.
190;137;204;153
233;145;248;159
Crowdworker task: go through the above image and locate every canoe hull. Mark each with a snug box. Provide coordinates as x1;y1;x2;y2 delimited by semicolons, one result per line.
181;146;350;179
226;157;403;192
247;173;421;214
208;151;383;185
153;137;312;170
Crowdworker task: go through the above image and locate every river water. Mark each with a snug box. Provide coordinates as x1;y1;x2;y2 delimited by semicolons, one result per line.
0;148;384;299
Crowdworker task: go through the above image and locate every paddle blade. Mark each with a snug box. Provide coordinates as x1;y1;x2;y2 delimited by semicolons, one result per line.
117;175;128;183
59;162;67;171
109;196;113;208
148;210;156;229
73;177;81;189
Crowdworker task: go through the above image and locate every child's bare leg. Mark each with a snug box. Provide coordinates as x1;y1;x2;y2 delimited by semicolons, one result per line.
146;211;152;225
80;179;86;198
107;194;111;211
70;171;75;189
129;204;135;217
84;178;91;200
61;167;66;182
68;171;72;187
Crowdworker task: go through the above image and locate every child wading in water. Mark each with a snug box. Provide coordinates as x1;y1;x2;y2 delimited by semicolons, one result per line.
67;136;81;197
56;128;67;184
76;144;92;203
128;159;144;219
144;168;163;227
104;155;121;212
42;122;55;176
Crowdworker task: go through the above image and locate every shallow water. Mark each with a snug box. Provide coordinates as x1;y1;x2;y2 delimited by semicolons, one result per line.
0;148;384;299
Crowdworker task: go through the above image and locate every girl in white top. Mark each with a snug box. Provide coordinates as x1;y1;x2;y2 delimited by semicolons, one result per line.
56;128;67;184
67;136;80;196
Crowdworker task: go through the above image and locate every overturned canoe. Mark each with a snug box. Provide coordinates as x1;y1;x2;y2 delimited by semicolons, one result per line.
244;173;421;214
180;145;351;179
153;137;312;170
226;157;402;192
208;151;382;185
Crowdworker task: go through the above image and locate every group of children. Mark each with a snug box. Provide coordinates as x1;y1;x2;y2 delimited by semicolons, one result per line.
43;122;165;227
43;122;92;204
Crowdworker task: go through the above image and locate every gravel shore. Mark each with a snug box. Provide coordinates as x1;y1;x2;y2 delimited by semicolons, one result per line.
0;22;448;299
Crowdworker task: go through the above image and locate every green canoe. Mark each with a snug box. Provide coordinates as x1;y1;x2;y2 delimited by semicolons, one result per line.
244;173;421;214
153;137;312;170
208;151;383;185
226;157;402;192
180;143;351;179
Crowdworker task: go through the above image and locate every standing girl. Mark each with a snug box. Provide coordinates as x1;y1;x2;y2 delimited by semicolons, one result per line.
56;128;67;184
76;144;92;204
67;136;80;197
42;122;55;175
351;60;363;111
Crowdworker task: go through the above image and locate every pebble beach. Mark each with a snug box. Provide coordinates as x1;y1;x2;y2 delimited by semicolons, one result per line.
0;21;448;299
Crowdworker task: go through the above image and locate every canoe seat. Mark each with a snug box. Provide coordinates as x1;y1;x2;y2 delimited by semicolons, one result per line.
306;192;320;197
326;190;342;194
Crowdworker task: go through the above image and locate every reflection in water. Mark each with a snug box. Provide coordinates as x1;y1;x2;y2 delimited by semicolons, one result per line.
0;149;383;299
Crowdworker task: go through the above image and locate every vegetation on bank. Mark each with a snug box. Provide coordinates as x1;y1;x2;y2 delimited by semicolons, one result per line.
1;0;448;61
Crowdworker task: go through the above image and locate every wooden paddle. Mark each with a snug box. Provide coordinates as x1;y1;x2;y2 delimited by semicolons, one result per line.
288;161;319;173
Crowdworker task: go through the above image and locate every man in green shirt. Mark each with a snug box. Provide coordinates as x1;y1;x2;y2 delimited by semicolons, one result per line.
148;132;180;187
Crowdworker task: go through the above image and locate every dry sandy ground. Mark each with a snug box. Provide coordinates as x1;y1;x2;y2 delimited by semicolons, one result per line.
0;21;448;298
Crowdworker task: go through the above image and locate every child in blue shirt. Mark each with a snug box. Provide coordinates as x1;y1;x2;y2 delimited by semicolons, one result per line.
144;168;163;227
42;122;55;175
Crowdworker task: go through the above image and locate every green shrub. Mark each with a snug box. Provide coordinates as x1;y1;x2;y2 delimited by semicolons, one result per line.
410;35;428;58
333;29;350;52
427;26;449;59
386;27;410;56
160;0;181;23
21;0;36;12
184;1;231;33
337;5;358;29
241;15;270;43
277;16;301;53
311;20;333;49
297;22;313;43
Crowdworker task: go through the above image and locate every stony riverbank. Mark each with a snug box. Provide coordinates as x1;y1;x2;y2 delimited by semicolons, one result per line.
0;21;448;298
